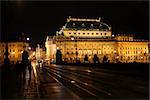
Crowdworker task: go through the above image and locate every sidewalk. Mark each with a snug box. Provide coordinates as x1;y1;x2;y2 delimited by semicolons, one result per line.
1;65;39;99
23;68;39;99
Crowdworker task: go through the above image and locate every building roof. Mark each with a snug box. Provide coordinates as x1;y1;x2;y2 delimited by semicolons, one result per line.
63;17;111;31
65;21;110;31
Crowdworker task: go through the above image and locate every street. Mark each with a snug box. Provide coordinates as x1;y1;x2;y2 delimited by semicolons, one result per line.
37;64;149;100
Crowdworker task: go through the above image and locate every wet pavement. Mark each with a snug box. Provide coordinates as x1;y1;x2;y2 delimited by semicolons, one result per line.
43;64;149;100
1;65;39;99
37;67;81;99
1;63;149;100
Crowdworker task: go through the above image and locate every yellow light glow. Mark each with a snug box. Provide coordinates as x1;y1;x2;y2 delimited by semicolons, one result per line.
28;47;31;50
71;37;74;40
57;47;59;50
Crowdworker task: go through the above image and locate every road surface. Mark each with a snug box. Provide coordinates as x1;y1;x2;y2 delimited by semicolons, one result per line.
37;64;149;100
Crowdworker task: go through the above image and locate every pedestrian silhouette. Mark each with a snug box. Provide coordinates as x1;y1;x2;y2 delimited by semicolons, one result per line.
22;48;29;82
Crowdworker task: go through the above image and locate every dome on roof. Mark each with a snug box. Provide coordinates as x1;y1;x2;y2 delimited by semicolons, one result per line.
65;21;111;31
99;23;110;30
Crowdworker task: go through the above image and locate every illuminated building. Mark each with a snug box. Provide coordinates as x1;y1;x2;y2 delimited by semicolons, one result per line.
35;44;46;62
0;42;29;64
45;16;149;63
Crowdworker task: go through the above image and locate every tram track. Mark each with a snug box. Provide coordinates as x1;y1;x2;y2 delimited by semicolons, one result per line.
44;65;148;99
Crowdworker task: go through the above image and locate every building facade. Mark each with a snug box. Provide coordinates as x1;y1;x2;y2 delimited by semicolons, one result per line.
45;17;149;63
0;42;29;64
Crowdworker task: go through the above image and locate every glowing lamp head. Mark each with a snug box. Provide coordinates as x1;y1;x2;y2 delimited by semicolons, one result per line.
141;57;143;59
138;51;140;54
116;56;119;59
114;50;116;53
12;52;15;54
56;47;59;50
28;47;31;50
112;34;115;37
71;37;74;40
27;38;30;41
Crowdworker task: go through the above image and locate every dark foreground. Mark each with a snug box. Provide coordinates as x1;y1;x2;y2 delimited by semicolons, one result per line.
1;63;149;100
40;63;149;99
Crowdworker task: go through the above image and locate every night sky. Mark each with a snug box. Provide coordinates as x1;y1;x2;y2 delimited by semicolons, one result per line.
1;1;149;47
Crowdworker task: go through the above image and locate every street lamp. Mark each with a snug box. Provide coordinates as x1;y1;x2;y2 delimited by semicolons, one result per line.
71;37;74;40
27;37;30;41
28;47;31;50
116;56;119;59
